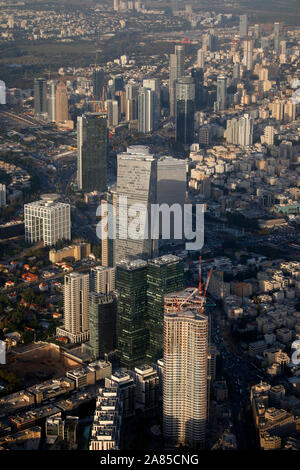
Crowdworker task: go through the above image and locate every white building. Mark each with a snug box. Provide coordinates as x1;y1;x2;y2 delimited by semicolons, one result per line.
0;340;6;365
225;114;254;147
163;310;208;449
90;266;115;294
24;195;71;246
138;87;155;133
0;81;6;105
89;386;122;450
56;272;90;343
106;99;119;127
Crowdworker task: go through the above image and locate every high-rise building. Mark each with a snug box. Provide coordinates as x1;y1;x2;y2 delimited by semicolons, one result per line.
156;156;186;245
202;30;216;53
263;126;275;146
243;39;254;71
47;80;56;123
0;80;6;105
106;99;119;127
133;364;159;410
85;292;117;359
225;114;254;147
138;87;155;133
143;79;160;129
77;113;108;193
274;22;281;55
147;255;185;361
271;99;285;121
115;146;158;264
100;191;117;268
116;260;149;368
34;78;47;117
115;90;126;116
0;184;6;207
125;83;139;121
163;310;209;448
175;76;195;146
56;272;90;343
254;24;261;40
169;45;185;117
93;69;105;101
216;75;227;111
284;100;296;122
105;371;136;417
55;82;68;124
90;266;115;294
110;75;124;98
197;49;205;69
191;68;204;111
239;14;248;38
24;195;71;246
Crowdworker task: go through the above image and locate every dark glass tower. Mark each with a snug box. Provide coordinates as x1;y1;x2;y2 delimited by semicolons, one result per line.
86;292;117;360
147;255;184;361
175;76;195;146
34;78;47;116
93;69;105;101
116;260;149;368
191;68;204;111
77;113;108;193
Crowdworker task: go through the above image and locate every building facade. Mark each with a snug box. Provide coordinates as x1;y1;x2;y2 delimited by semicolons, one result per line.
163;310;209;449
24;196;71;246
77;113;108;193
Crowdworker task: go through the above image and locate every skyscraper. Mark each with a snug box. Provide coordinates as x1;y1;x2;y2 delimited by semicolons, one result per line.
100;191;117;268
216;75;227;111
34;78;47;117
56;272;90;343
125;82;139;121
24;195;71;246
93;69;105;101
115;146;158;264
115;90;126;116
90;266;115;294
0;80;6;105
191;68;204;111
86;292;117;359
243;39;254;71
47;80;56;123
77;113;108;193
175;76;195;146
163;310;209;448
239;14;248;38
106;99;119;127
274;22;281;55
156;155;187;246
169;45;185;117
147;255;185;361
138;87;155;134
143;78;160;129
116;259;149;368
197;49;205;69
55;82;68;124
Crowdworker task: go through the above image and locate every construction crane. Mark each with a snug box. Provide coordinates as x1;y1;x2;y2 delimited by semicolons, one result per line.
175;257;213;313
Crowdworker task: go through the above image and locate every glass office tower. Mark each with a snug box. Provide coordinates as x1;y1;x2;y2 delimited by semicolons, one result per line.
175;76;195;146
147;255;185;361
116;260;149;368
77;112;108;193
